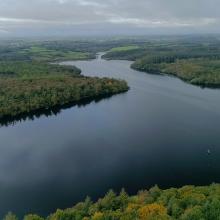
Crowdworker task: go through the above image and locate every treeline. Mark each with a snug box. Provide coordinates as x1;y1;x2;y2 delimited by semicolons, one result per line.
0;61;81;78
132;57;220;87
0;93;115;127
102;48;147;61
0;62;128;118
4;184;220;220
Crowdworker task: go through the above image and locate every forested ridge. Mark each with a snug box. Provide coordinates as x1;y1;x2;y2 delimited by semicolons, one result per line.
4;184;220;220
132;58;220;87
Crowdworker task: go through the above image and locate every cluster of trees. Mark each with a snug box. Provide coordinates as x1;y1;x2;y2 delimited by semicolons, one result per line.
19;47;94;62
0;61;81;78
132;57;220;87
0;61;128;118
4;184;220;220
0;75;128;118
157;58;220;87
102;48;147;61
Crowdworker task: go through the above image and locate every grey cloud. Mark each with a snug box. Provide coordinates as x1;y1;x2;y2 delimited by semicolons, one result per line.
0;0;219;36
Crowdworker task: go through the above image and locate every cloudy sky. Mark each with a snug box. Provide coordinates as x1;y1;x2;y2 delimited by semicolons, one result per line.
0;0;219;37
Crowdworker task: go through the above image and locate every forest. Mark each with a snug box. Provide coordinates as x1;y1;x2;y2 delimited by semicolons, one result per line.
132;58;220;87
4;184;220;220
0;61;128;118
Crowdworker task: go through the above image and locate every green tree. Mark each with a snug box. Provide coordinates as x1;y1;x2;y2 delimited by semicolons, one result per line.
180;206;205;220
3;212;18;220
23;214;44;220
117;188;129;210
203;198;220;220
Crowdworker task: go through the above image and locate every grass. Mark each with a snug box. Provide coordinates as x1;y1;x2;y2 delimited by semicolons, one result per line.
109;45;140;52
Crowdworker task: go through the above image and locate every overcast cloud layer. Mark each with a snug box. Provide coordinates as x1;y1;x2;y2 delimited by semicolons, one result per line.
0;0;219;37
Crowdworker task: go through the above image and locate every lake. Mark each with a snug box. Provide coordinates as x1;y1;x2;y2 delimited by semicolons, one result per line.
1;54;220;218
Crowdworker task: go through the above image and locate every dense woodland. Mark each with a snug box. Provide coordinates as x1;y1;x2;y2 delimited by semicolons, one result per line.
4;184;220;220
0;62;128;118
132;58;220;87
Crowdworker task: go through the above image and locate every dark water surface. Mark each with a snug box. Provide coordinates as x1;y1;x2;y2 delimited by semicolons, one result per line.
1;54;220;217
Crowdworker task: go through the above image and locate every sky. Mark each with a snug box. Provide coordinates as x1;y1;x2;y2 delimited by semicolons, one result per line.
0;0;219;37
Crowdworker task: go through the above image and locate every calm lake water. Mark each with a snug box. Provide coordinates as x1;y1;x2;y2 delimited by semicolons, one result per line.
1;54;220;217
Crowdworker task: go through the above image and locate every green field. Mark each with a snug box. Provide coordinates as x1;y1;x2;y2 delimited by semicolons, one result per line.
109;45;140;52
